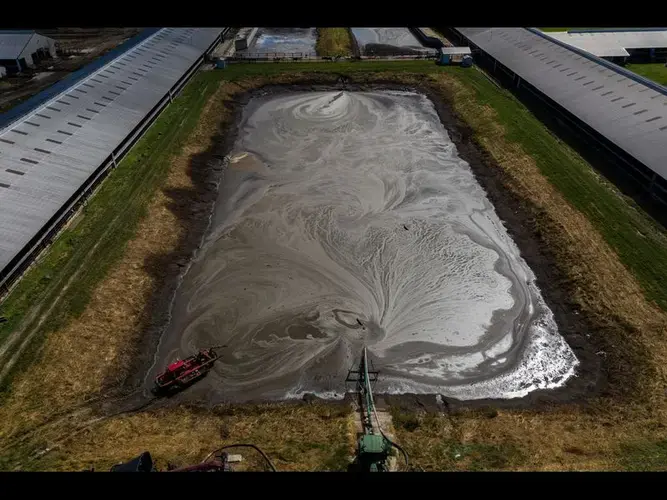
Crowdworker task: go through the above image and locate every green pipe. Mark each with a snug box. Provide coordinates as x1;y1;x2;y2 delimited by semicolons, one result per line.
361;347;374;434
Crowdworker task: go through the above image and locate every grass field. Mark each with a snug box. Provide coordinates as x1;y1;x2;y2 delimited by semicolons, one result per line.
12;403;354;472
315;28;353;58
1;59;667;471
218;60;441;80
626;63;667;86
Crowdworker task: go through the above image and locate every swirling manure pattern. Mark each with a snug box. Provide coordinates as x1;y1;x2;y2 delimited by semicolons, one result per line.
150;90;578;402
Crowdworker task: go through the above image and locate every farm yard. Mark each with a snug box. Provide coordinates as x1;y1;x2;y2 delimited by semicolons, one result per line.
1;28;667;473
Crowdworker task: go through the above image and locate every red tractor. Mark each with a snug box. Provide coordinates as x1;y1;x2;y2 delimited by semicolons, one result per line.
152;348;219;396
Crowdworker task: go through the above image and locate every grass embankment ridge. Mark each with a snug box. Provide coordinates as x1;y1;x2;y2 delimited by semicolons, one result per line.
315;28;354;58
1;61;667;471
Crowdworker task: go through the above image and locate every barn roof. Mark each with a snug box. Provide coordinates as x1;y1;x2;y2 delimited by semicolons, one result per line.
456;28;667;182
0;28;223;279
545;29;667;58
0;31;37;60
439;47;471;55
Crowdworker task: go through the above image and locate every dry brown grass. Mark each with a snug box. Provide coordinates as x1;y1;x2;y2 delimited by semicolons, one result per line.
391;403;667;471
30;403;353;472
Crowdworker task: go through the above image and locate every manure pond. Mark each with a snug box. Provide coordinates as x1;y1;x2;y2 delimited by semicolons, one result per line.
148;89;578;402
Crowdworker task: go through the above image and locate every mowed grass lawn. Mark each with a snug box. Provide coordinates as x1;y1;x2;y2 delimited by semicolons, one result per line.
626;63;667;86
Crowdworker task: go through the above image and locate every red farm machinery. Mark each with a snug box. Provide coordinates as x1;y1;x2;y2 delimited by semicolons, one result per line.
152;348;219;396
102;347;413;472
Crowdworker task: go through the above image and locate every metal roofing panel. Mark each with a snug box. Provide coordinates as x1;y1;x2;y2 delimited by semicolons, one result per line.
0;27;222;274
615;31;667;48
456;27;667;182
440;47;472;55
545;30;667;57
0;32;34;60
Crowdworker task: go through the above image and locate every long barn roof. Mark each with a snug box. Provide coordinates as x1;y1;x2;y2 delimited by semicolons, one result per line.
456;28;667;181
545;29;667;58
0;28;222;277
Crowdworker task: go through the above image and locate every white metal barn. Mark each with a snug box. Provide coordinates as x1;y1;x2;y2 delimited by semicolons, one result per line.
0;31;57;73
544;29;667;59
455;27;667;204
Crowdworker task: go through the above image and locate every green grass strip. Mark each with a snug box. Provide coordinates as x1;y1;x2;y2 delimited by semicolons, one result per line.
626;63;667;86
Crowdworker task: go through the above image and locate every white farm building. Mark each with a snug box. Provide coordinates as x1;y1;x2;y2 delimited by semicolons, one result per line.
0;31;57;73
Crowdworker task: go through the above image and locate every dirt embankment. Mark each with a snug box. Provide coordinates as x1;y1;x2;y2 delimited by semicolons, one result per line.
2;70;666;471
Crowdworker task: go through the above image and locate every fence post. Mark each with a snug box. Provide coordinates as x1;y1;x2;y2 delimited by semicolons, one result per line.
649;172;657;198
